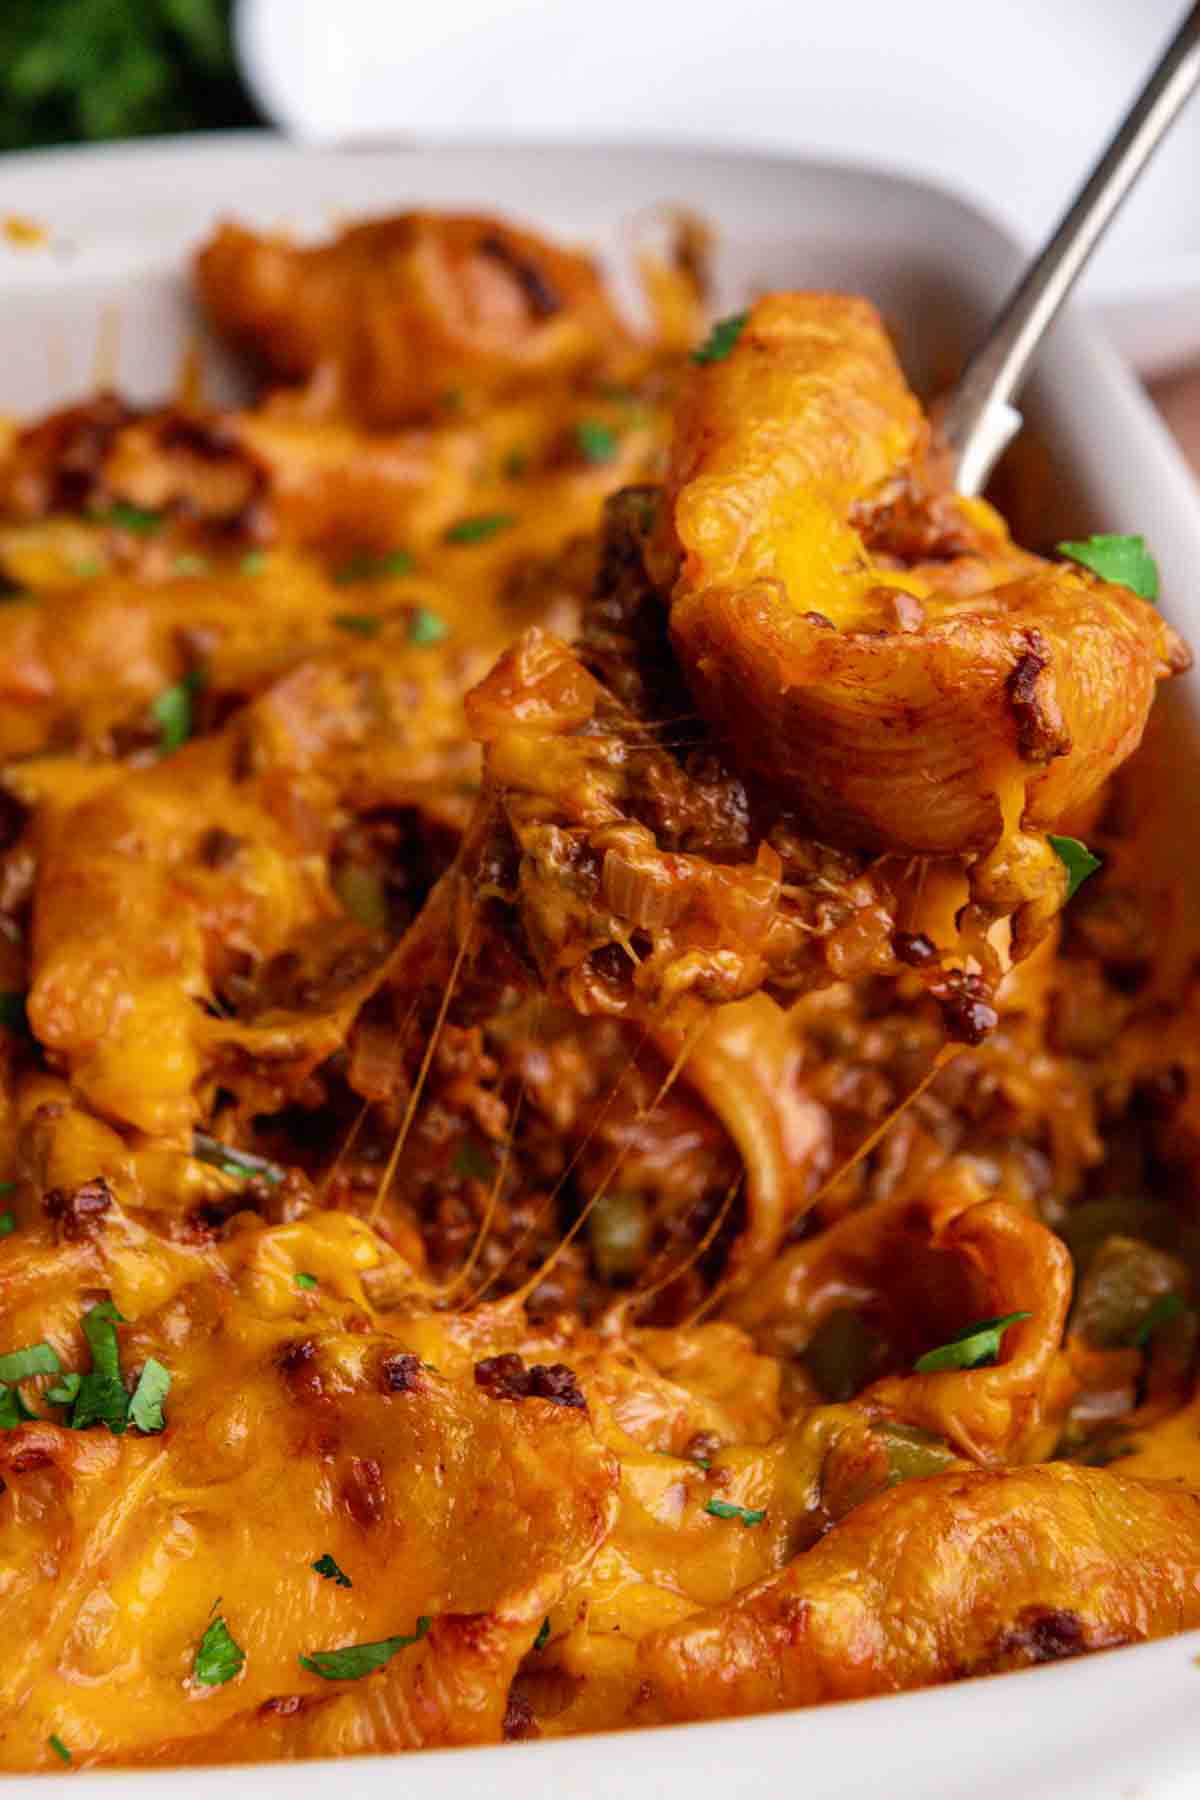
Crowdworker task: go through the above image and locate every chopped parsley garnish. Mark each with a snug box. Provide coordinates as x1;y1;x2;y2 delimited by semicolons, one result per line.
691;311;749;366
312;1553;352;1588
333;612;383;638
38;1303;170;1436
453;1138;494;1181
503;449;529;480
151;669;202;755
0;992;28;1035
74;558;102;579
0;1385;37;1429
128;1358;171;1433
1058;533;1159;601
82;1300;122;1377
97;500;162;536
239;550;267;576
1131;1293;1187;1349
914;1310;1031;1374
194;1614;245;1687
69;1300;132;1434
574;419;618;465
1048;835;1103;902
0;1210;15;1235
334;549;413;585
0;1341;49;1427
408;607;449;646
172;554;210;578
48;1735;71;1766
299;1615;431;1681
533;1617;551;1652
295;1272;318;1292
444;513;515;546
192;1132;284;1186
0;1342;59;1384
704;1498;766;1528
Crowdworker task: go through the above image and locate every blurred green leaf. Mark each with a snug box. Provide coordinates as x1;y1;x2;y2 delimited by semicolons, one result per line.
163;0;231;68
0;0;258;152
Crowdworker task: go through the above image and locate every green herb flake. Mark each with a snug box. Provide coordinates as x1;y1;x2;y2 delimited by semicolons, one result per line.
704;1498;766;1528
914;1310;1031;1375
82;1299;124;1380
408;607;449;647
0;1342;59;1384
1131;1292;1187;1350
312;1552;352;1589
444;513;516;546
334;549;413;585
691;311;749;366
194;1613;246;1687
295;1272;318;1292
129;1357;171;1434
98;500;163;536
453;1138;494;1182
0;1385;38;1429
1058;533;1159;601
533;1617;551;1652
73;558;103;579
151;669;202;756
1048;835;1103;903
192;1132;284;1187
172;554;210;578
69;1300;131;1435
333;612;383;638
45;1372;82;1409
239;551;267;576
503;449;529;480
0;993;28;1035
0;1210;15;1235
299;1615;431;1681
48;1734;71;1766
573;419;619;465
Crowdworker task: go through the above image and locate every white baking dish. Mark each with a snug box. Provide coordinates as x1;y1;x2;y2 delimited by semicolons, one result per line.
235;0;1200;377
0;136;1198;1799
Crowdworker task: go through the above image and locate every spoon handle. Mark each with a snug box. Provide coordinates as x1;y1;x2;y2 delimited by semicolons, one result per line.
944;2;1200;497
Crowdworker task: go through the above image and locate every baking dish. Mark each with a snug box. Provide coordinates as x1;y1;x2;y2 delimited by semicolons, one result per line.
235;0;1200;377
0;135;1199;1798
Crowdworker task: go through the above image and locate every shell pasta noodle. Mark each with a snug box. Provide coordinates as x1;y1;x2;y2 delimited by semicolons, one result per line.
0;201;1199;1771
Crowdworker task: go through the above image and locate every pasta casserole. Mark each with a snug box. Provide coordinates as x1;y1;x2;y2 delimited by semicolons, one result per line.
0;206;1196;1769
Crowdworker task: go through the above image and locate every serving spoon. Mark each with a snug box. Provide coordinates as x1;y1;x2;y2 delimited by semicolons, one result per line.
943;1;1200;497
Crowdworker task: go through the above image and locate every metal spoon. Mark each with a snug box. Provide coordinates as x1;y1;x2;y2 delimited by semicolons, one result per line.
943;2;1200;497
